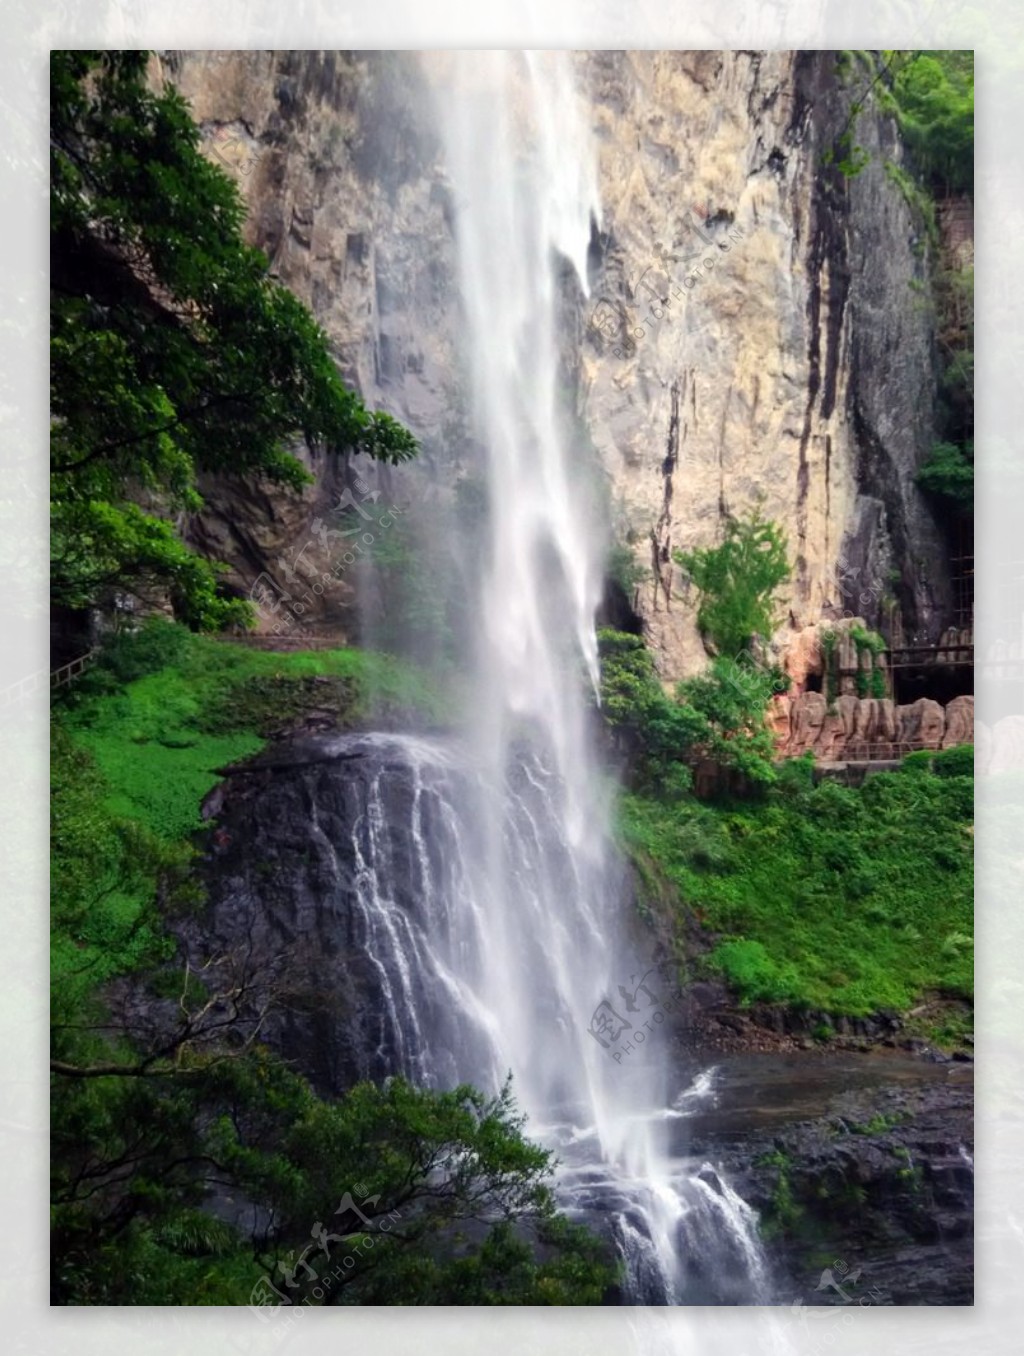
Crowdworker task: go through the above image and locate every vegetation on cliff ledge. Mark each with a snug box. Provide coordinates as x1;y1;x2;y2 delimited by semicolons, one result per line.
620;754;972;1018
599;626;972;1020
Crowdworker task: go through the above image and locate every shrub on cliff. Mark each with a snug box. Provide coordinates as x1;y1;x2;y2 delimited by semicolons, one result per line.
892;51;974;195
597;631;783;791
673;510;790;658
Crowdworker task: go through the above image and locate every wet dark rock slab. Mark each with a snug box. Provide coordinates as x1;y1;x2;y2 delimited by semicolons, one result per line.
672;1053;973;1305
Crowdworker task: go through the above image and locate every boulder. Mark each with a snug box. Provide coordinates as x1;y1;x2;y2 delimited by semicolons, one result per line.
788;691;827;755
896;698;946;750
942;694;974;749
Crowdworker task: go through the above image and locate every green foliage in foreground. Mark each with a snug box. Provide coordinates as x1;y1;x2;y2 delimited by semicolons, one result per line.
619;760;973;1016
52;1059;615;1305
51;51;417;628
52;623;611;1305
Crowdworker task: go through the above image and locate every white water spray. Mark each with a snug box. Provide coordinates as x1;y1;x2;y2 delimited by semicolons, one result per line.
422;50;767;1300
325;50;769;1302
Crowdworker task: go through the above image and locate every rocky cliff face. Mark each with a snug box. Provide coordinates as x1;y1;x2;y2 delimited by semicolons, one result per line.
162;50;951;678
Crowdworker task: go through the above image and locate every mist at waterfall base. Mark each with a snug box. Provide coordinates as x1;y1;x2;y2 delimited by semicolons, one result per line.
317;52;771;1304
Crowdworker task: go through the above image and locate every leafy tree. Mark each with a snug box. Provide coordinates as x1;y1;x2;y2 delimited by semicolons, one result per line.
597;630;704;795
51;51;416;629
237;1074;616;1306
673;510;790;658
676;657;785;785
597;632;783;792
916;440;974;509
829;52;972;193
52;1053;615;1305
892;52;974;195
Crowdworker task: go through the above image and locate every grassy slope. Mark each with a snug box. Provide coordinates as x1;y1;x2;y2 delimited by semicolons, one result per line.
61;625;450;833
51;624;451;1011
620;758;973;1018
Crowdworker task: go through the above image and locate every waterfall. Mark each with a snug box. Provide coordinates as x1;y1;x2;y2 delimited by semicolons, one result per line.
349;49;761;1303
278;50;770;1303
301;730;770;1303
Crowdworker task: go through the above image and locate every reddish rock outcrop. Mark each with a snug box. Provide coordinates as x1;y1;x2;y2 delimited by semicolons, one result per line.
942;694;975;749
895;698;947;750
777;693;973;762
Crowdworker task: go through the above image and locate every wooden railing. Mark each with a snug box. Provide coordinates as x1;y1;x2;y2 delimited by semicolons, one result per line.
832;739;930;764
2;631;346;709
51;650;97;689
0;649;97;710
889;644;974;669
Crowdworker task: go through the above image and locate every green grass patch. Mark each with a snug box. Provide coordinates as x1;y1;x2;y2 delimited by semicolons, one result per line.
59;621;451;841
52;622;453;1013
618;758;973;1016
844;1110;911;1136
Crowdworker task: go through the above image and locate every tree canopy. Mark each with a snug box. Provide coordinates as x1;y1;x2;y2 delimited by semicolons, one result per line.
51;50;417;630
891;51;974;196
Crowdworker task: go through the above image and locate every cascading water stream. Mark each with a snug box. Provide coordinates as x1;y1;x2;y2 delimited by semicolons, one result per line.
389;49;764;1302
307;50;771;1303
317;731;770;1303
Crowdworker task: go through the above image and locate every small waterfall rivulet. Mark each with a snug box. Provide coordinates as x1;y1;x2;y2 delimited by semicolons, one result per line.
313;51;771;1303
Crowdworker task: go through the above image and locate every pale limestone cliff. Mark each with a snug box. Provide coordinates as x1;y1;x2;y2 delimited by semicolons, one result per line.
579;51;949;679
162;50;952;675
